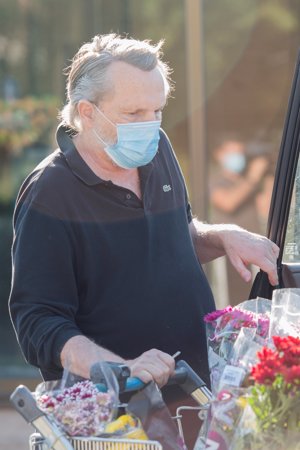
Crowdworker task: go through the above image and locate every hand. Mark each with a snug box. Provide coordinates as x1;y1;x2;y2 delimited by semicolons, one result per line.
126;349;175;387
247;156;269;184
220;225;279;285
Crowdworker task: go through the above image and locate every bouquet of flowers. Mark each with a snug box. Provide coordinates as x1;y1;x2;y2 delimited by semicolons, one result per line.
34;364;180;447
232;334;300;449
34;361;121;437
36;379;116;436
194;289;300;450
204;299;270;394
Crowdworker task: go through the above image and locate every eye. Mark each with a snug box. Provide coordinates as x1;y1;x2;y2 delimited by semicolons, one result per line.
124;111;138;119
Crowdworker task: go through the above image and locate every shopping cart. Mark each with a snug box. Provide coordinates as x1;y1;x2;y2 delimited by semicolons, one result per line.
10;360;212;450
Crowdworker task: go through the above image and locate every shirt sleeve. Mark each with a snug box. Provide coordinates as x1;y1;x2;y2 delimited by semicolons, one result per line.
9;195;83;374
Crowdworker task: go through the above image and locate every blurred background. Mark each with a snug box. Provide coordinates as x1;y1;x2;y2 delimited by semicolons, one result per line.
0;0;300;445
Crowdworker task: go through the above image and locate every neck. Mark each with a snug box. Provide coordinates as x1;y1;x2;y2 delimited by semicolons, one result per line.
73;132;129;179
73;133;141;199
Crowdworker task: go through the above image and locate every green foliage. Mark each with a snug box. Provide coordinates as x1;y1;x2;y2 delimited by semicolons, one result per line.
238;376;300;449
0;96;59;158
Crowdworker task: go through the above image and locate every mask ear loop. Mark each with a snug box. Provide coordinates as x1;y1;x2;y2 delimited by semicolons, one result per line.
94;104;116;128
92;128;109;147
93;105;117;147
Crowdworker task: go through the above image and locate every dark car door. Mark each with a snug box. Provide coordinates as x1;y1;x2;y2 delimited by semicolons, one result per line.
250;51;300;300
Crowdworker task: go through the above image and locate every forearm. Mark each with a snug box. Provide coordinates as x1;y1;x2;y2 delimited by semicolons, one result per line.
60;336;176;387
190;219;241;264
190;218;279;285
60;335;125;379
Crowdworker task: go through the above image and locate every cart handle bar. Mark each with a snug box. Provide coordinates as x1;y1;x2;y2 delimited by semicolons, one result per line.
92;359;212;406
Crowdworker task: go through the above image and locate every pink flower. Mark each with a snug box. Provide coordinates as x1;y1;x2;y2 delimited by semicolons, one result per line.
204;306;233;323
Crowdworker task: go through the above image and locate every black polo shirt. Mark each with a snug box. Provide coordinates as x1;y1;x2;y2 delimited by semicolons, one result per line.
9;125;215;384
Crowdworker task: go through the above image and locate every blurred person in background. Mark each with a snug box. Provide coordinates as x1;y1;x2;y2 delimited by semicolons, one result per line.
210;137;274;304
9;34;279;448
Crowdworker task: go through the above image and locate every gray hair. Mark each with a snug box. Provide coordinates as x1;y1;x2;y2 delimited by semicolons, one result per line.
59;33;173;131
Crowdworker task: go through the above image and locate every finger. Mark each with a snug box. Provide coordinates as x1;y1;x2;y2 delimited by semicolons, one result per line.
142;349;175;374
132;369;154;384
271;242;280;258
259;258;279;286
129;352;173;386
156;351;176;371
128;359;157;383
136;364;169;387
228;253;252;282
263;241;279;262
268;270;279;286
144;358;173;385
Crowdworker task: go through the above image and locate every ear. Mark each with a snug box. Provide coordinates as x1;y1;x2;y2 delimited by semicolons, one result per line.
77;100;95;129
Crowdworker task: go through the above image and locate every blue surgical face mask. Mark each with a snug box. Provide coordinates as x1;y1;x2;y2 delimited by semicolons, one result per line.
222;153;246;173
93;105;161;169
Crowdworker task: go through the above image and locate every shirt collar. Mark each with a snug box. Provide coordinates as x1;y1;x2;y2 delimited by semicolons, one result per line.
56;123;155;187
56;124;104;186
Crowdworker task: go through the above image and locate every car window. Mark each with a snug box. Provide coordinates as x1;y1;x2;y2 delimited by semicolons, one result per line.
283;156;300;263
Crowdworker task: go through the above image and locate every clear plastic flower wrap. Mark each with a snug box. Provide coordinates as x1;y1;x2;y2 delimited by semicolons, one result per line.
35;362;119;437
196;334;300;449
229;334;300;450
193;330;267;450
204;298;271;395
269;288;300;338
217;327;266;391
194;387;249;450
196;289;300;450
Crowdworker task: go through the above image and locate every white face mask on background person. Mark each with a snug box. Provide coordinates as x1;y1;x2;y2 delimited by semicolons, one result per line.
93;105;161;169
222;152;246;174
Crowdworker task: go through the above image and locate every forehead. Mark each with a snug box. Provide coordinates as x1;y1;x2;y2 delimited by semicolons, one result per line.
104;61;167;109
219;141;244;154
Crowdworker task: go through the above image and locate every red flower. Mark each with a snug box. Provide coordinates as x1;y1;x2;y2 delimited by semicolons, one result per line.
272;336;300;367
273;335;300;348
283;365;300;385
281;348;300;367
273;335;300;353
251;336;300;387
256;347;279;366
251;363;277;384
251;348;281;384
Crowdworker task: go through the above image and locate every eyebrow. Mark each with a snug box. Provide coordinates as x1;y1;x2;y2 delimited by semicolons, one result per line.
122;102;167;114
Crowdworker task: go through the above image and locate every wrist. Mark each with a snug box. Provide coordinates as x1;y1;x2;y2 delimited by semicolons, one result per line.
191;219;245;263
204;223;244;253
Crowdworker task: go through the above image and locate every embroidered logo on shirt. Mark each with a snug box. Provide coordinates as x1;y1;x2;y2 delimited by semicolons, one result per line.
163;184;172;192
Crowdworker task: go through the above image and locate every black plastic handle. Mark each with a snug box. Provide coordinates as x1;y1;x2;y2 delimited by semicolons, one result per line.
91;359;211;398
173;359;208;393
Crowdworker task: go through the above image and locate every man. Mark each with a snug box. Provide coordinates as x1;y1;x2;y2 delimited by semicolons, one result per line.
9;34;278;442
